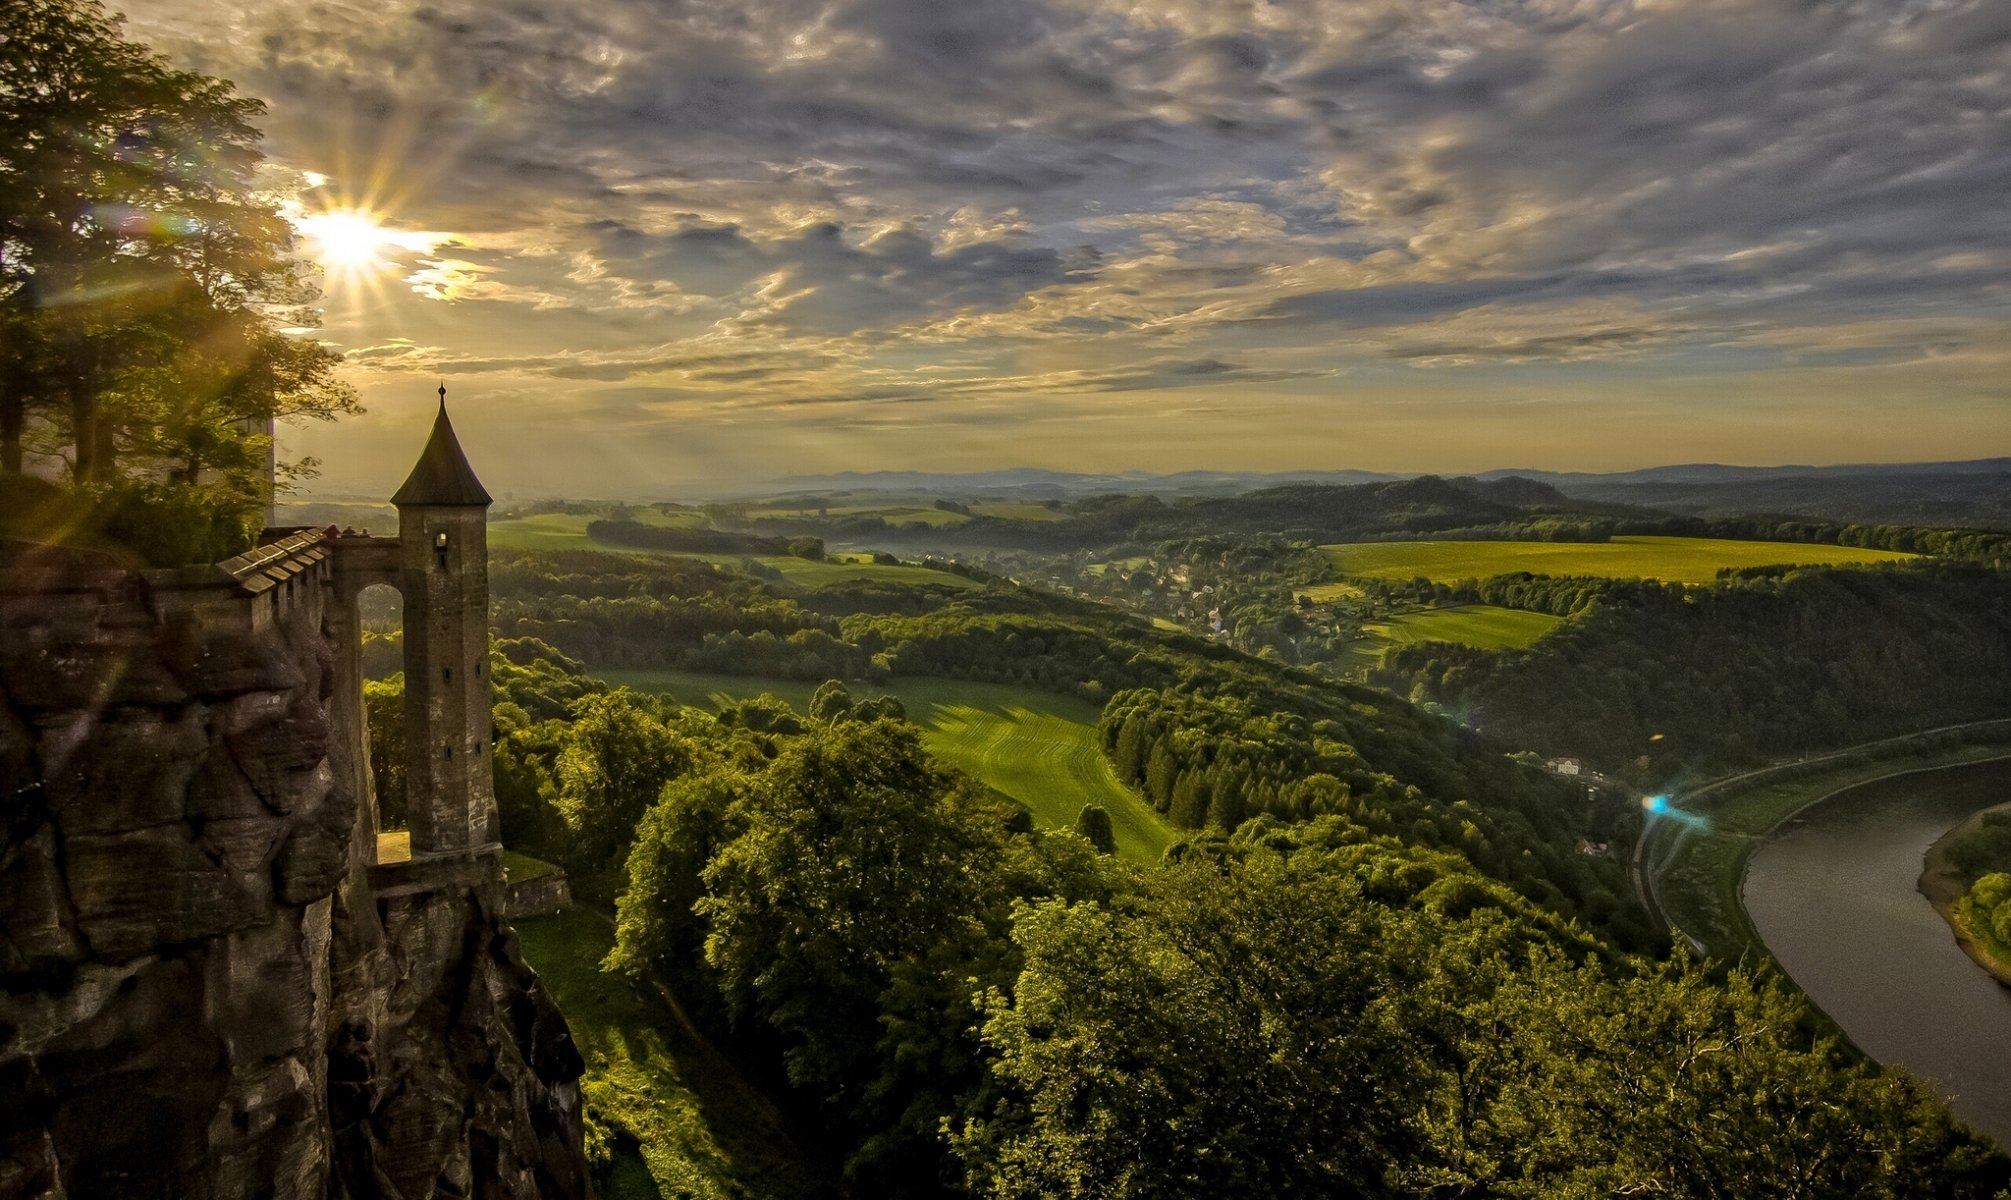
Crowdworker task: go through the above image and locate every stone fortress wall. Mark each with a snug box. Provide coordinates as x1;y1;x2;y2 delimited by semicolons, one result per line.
0;412;589;1199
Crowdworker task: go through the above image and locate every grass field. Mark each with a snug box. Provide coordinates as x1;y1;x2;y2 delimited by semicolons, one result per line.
1369;604;1563;651
1323;535;1915;585
1296;580;1366;604
596;670;1173;863
515;908;822;1200
1328;603;1563;672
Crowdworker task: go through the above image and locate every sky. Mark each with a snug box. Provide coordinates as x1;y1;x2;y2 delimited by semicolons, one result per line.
119;0;2011;499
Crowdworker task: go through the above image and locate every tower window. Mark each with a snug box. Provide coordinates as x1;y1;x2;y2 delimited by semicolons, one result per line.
443;666;453;683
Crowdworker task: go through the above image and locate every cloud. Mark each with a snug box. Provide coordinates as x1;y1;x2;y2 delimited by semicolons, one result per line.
116;0;2011;491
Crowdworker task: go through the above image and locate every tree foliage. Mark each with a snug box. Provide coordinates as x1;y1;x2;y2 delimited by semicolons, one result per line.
0;0;357;560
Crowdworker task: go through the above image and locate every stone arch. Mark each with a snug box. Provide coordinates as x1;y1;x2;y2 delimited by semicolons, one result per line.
326;533;401;868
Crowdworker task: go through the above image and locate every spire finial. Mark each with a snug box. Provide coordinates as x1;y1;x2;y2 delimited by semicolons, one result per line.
438;381;447;407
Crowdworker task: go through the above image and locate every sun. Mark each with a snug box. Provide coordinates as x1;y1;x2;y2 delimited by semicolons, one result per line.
286;202;449;286
314;211;395;271
294;208;396;277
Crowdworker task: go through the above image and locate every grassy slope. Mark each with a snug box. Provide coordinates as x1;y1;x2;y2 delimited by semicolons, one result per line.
1325;535;1914;585
516;908;826;1200
596;670;1173;864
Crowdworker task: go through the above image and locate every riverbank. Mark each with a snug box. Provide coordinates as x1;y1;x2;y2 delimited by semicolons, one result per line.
1650;739;2011;959
1920;804;2011;990
1741;759;2011;1147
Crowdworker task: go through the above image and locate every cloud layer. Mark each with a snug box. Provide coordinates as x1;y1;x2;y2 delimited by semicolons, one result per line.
122;0;2011;494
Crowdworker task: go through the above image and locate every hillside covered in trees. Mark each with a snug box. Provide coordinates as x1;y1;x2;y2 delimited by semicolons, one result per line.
345;527;2011;1197
1377;564;2011;778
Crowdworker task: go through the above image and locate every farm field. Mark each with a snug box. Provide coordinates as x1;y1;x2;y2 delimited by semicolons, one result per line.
596;670;1173;864
1295;580;1366;604
1331;603;1561;671
1371;604;1563;650
1323;535;1915;585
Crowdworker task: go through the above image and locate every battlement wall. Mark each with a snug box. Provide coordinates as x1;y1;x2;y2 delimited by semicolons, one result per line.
0;534;586;1200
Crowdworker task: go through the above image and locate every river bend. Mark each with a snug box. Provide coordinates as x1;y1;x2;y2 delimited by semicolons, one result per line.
1742;758;2011;1145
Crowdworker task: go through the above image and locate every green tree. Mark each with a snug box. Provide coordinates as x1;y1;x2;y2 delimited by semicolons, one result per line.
1449;951;2007;1199
0;0;355;522
554;690;693;873
1073;803;1116;854
809;678;854;723
362;676;406;828
955;851;1433;1199
694;720;1021;1189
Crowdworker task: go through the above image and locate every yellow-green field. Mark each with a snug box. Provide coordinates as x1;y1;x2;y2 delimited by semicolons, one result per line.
1323;535;1914;585
596;670;1172;863
1371;604;1563;650
1295;580;1366;604
1333;603;1561;670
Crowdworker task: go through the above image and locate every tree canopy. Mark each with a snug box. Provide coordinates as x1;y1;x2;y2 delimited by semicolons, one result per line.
0;0;356;561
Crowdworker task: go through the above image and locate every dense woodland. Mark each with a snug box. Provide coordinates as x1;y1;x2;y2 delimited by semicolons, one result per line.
349;530;2011;1197
1377;564;2011;778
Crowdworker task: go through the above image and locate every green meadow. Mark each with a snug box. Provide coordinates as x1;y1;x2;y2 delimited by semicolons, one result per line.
1331;603;1561;670
1370;604;1562;650
515;908;821;1200
1324;535;1914;585
596;670;1172;864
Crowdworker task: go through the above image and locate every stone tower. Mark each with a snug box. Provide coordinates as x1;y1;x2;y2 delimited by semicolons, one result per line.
391;386;498;857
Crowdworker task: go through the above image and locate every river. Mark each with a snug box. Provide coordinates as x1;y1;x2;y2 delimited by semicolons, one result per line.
1742;757;2011;1145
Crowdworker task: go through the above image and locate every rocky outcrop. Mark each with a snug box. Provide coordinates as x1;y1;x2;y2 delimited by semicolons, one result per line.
0;542;588;1199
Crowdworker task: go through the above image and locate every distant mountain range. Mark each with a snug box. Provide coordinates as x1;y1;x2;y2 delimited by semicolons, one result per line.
716;459;2011;530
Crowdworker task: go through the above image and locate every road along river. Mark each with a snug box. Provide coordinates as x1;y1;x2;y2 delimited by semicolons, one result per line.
1742;757;2011;1145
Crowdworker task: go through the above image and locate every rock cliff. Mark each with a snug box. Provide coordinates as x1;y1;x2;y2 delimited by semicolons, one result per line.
0;541;589;1199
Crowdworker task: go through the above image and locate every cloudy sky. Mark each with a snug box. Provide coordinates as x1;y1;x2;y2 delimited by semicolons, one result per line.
121;0;2010;498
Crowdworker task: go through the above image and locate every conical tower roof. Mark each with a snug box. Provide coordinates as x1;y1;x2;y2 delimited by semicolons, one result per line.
393;391;492;507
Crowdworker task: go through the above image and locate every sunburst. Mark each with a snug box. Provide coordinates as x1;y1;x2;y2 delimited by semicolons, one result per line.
287;203;448;287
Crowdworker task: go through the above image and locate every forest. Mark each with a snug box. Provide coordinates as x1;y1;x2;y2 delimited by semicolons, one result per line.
1376;564;2011;778
347;530;2011;1198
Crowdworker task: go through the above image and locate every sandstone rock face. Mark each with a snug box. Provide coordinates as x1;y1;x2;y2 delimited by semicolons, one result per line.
0;547;588;1199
